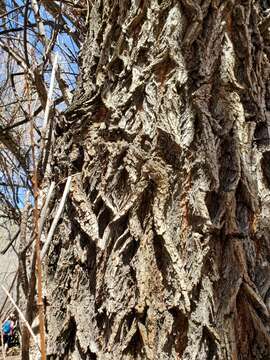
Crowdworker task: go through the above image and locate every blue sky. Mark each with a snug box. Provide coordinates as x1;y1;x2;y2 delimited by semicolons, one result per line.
0;0;81;209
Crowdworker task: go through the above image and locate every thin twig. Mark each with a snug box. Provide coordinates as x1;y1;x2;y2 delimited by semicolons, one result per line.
39;181;56;239
41;54;58;134
18;192;31;297
39;54;58;178
23;0;31;68
41;176;72;259
0;230;20;255
21;181;56;254
0;5;25;20
29;102;47;360
32;0;72;105
0;285;38;346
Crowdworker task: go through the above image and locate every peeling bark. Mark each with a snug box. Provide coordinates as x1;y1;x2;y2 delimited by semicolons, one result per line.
45;1;270;359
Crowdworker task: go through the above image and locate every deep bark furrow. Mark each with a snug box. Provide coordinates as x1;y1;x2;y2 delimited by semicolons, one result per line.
45;1;270;359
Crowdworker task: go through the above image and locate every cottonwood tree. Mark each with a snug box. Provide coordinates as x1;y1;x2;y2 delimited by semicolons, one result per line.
42;0;270;359
2;0;270;359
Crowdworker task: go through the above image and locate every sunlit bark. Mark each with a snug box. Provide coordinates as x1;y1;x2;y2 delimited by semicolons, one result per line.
45;1;270;359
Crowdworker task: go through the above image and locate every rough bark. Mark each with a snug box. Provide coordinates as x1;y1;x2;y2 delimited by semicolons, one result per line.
45;1;270;359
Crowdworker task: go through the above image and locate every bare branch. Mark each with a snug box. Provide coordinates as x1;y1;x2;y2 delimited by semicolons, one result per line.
0;285;38;346
41;176;72;259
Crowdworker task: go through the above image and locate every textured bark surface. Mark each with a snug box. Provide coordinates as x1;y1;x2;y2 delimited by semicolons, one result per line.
45;1;270;359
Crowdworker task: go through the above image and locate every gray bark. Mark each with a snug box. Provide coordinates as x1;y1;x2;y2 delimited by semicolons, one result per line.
45;1;270;359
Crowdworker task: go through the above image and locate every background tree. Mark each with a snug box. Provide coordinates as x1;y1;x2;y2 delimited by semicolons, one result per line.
0;1;86;359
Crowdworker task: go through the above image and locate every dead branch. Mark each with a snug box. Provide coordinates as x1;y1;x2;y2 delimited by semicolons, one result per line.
41;176;72;259
0;285;38;345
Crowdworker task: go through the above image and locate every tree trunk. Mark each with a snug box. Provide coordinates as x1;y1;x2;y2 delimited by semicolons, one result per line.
45;1;270;359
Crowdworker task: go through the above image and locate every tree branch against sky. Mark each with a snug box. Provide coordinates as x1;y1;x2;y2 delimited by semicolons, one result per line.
0;0;85;218
0;2;86;358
